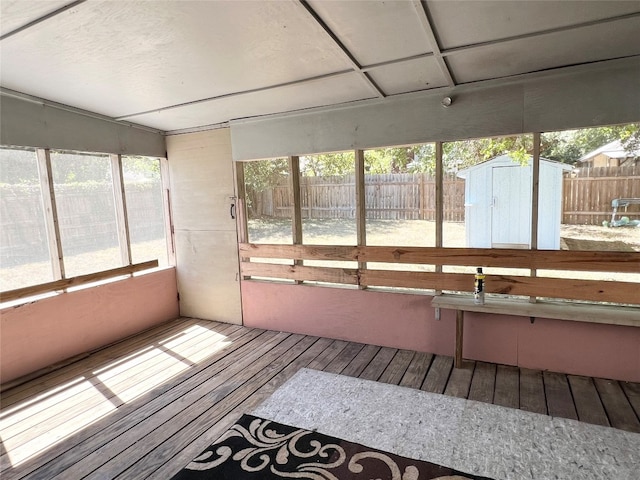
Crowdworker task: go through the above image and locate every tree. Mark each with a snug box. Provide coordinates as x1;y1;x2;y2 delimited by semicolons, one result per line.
243;158;289;214
541;123;639;164
300;152;354;176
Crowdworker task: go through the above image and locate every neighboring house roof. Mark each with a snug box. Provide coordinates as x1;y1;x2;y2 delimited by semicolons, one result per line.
456;154;572;178
578;140;640;163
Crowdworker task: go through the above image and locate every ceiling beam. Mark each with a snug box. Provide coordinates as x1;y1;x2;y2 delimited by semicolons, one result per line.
296;0;386;98
361;52;435;73
0;0;88;41
115;70;355;121
411;0;455;87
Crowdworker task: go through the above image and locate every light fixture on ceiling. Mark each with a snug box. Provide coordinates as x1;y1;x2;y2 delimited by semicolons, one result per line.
441;96;453;108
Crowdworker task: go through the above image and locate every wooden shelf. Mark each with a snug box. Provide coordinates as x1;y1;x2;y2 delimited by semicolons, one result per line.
431;295;640;327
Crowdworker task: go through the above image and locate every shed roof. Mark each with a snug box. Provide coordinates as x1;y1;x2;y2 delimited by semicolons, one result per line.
578;140;640;163
456;154;572;178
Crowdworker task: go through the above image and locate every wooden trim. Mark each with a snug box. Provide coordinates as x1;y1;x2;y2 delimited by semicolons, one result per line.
431;295;640;327
0;260;159;303
234;161;249;244
530;133;541;303
359;246;640;273
289;156;303;246
241;256;638;304
160;157;176;266
355;150;367;287
239;243;358;261
362;269;637;304
239;243;640;273
531;133;540;251
238;243;639;303
455;310;464;367
36;149;65;280
110;154;132;266
435;141;444;295
435;142;444;250
288;156;304;284
240;262;358;285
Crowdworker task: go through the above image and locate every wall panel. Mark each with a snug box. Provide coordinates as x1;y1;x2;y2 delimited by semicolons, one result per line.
230;57;640;160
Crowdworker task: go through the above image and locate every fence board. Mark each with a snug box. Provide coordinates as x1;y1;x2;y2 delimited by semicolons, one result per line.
251;167;638;227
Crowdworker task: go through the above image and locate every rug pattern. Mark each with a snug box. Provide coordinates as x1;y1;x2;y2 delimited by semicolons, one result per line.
171;414;493;480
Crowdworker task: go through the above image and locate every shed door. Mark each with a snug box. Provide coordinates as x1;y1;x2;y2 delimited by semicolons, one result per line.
491;166;531;248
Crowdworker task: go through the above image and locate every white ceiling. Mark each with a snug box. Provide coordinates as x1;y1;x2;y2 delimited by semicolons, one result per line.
1;0;639;134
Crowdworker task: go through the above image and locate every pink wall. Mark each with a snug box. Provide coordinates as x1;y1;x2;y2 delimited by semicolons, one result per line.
1;268;179;385
241;281;640;382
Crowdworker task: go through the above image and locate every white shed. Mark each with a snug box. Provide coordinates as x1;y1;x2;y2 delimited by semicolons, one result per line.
457;154;572;249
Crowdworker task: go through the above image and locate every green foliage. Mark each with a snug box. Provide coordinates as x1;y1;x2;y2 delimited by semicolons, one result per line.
442;135;533;172
301;152;355;176
541;123;640;164
243;158;289;213
122;156;161;180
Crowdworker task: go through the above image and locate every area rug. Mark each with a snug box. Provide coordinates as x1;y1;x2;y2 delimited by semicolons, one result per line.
171;414;493;479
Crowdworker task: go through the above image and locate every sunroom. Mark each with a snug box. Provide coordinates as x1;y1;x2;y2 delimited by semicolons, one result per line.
1;1;639;479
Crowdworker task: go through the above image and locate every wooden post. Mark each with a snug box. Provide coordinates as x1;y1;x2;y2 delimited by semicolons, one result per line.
435;142;444;250
36;149;65;280
455;310;464;367
160;157;176;266
110;154;132;266
355;150;367;288
530;133;540;303
434;142;445;319
234;161;249;245
234;161;251;280
289;156;304;284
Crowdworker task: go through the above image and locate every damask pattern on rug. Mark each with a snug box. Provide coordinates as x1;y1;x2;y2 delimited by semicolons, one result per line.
171;414;493;480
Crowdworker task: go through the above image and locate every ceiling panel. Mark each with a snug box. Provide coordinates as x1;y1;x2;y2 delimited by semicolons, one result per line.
120;72;376;132
448;17;640;83
0;0;351;117
428;0;640;49
0;0;72;37
367;57;448;95
307;0;432;66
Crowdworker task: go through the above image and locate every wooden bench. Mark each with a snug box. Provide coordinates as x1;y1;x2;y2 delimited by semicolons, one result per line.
431;295;640;368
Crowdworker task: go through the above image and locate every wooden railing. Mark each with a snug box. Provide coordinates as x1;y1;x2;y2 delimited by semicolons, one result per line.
0;260;159;303
238;244;640;305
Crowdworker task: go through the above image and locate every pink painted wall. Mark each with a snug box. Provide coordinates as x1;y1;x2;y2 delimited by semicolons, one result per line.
1;268;179;385
242;281;640;382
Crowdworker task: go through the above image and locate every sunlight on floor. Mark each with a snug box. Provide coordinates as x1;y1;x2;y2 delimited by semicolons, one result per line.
0;324;230;468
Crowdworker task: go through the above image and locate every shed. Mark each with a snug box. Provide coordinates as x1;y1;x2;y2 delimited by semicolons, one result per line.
578;140;640;168
457;154;572;249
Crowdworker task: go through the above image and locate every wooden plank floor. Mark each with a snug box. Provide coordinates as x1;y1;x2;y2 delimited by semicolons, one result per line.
1;317;639;480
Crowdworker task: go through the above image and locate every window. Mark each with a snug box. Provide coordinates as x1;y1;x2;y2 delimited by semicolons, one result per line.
123;156;169;267
364;144;436;277
0;148;54;291
300;152;356;246
539;124;640;293
1;146;171;301
243;158;292;245
50;151;122;277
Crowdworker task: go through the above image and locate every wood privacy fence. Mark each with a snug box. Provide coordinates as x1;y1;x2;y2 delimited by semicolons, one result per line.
251;166;640;225
252;173;465;222
563;165;640;224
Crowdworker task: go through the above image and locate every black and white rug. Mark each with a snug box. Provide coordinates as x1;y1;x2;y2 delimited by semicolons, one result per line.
171;414;492;480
